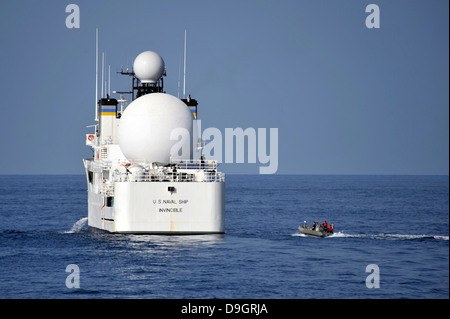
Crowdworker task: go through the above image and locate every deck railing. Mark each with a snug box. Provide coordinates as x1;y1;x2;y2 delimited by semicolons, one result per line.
84;158;225;190
118;170;225;183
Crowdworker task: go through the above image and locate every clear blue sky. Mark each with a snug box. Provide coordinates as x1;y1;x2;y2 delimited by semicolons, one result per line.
0;0;448;175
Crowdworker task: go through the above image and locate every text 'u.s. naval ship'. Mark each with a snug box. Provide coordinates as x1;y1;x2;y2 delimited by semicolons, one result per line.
83;38;225;234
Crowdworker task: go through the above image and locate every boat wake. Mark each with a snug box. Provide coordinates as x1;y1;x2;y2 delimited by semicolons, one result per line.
64;217;88;234
292;231;448;241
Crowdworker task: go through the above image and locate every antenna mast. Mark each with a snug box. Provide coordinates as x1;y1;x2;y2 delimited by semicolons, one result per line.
104;54;107;98
183;29;187;99
108;65;111;96
177;53;181;98
101;52;104;98
95;28;98;121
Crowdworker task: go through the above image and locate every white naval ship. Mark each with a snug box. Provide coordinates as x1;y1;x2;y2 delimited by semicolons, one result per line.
83;36;225;234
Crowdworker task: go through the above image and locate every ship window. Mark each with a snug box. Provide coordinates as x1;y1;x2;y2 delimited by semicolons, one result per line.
106;197;114;207
88;171;93;184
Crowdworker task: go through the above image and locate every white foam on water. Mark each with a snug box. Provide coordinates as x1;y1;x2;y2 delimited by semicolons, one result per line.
327;231;348;238
293;231;448;241
329;232;449;240
291;233;307;237
64;217;88;234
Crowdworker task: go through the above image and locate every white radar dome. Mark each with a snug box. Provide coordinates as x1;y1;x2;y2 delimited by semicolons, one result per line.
118;93;193;163
133;51;165;83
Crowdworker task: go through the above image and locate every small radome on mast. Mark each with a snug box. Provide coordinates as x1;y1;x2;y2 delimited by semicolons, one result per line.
133;51;165;84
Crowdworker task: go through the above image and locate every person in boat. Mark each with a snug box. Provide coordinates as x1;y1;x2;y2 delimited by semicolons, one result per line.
328;224;334;233
323;221;328;229
311;222;317;230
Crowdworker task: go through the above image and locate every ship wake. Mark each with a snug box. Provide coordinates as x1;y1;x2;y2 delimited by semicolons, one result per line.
292;231;448;241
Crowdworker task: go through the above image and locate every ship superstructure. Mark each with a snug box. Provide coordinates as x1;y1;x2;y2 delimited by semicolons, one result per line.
83;42;225;234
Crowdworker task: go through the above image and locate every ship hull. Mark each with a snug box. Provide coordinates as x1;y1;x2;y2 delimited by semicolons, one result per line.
87;181;225;234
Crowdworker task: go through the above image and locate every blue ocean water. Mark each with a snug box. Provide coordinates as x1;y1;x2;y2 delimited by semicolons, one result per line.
0;175;448;299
